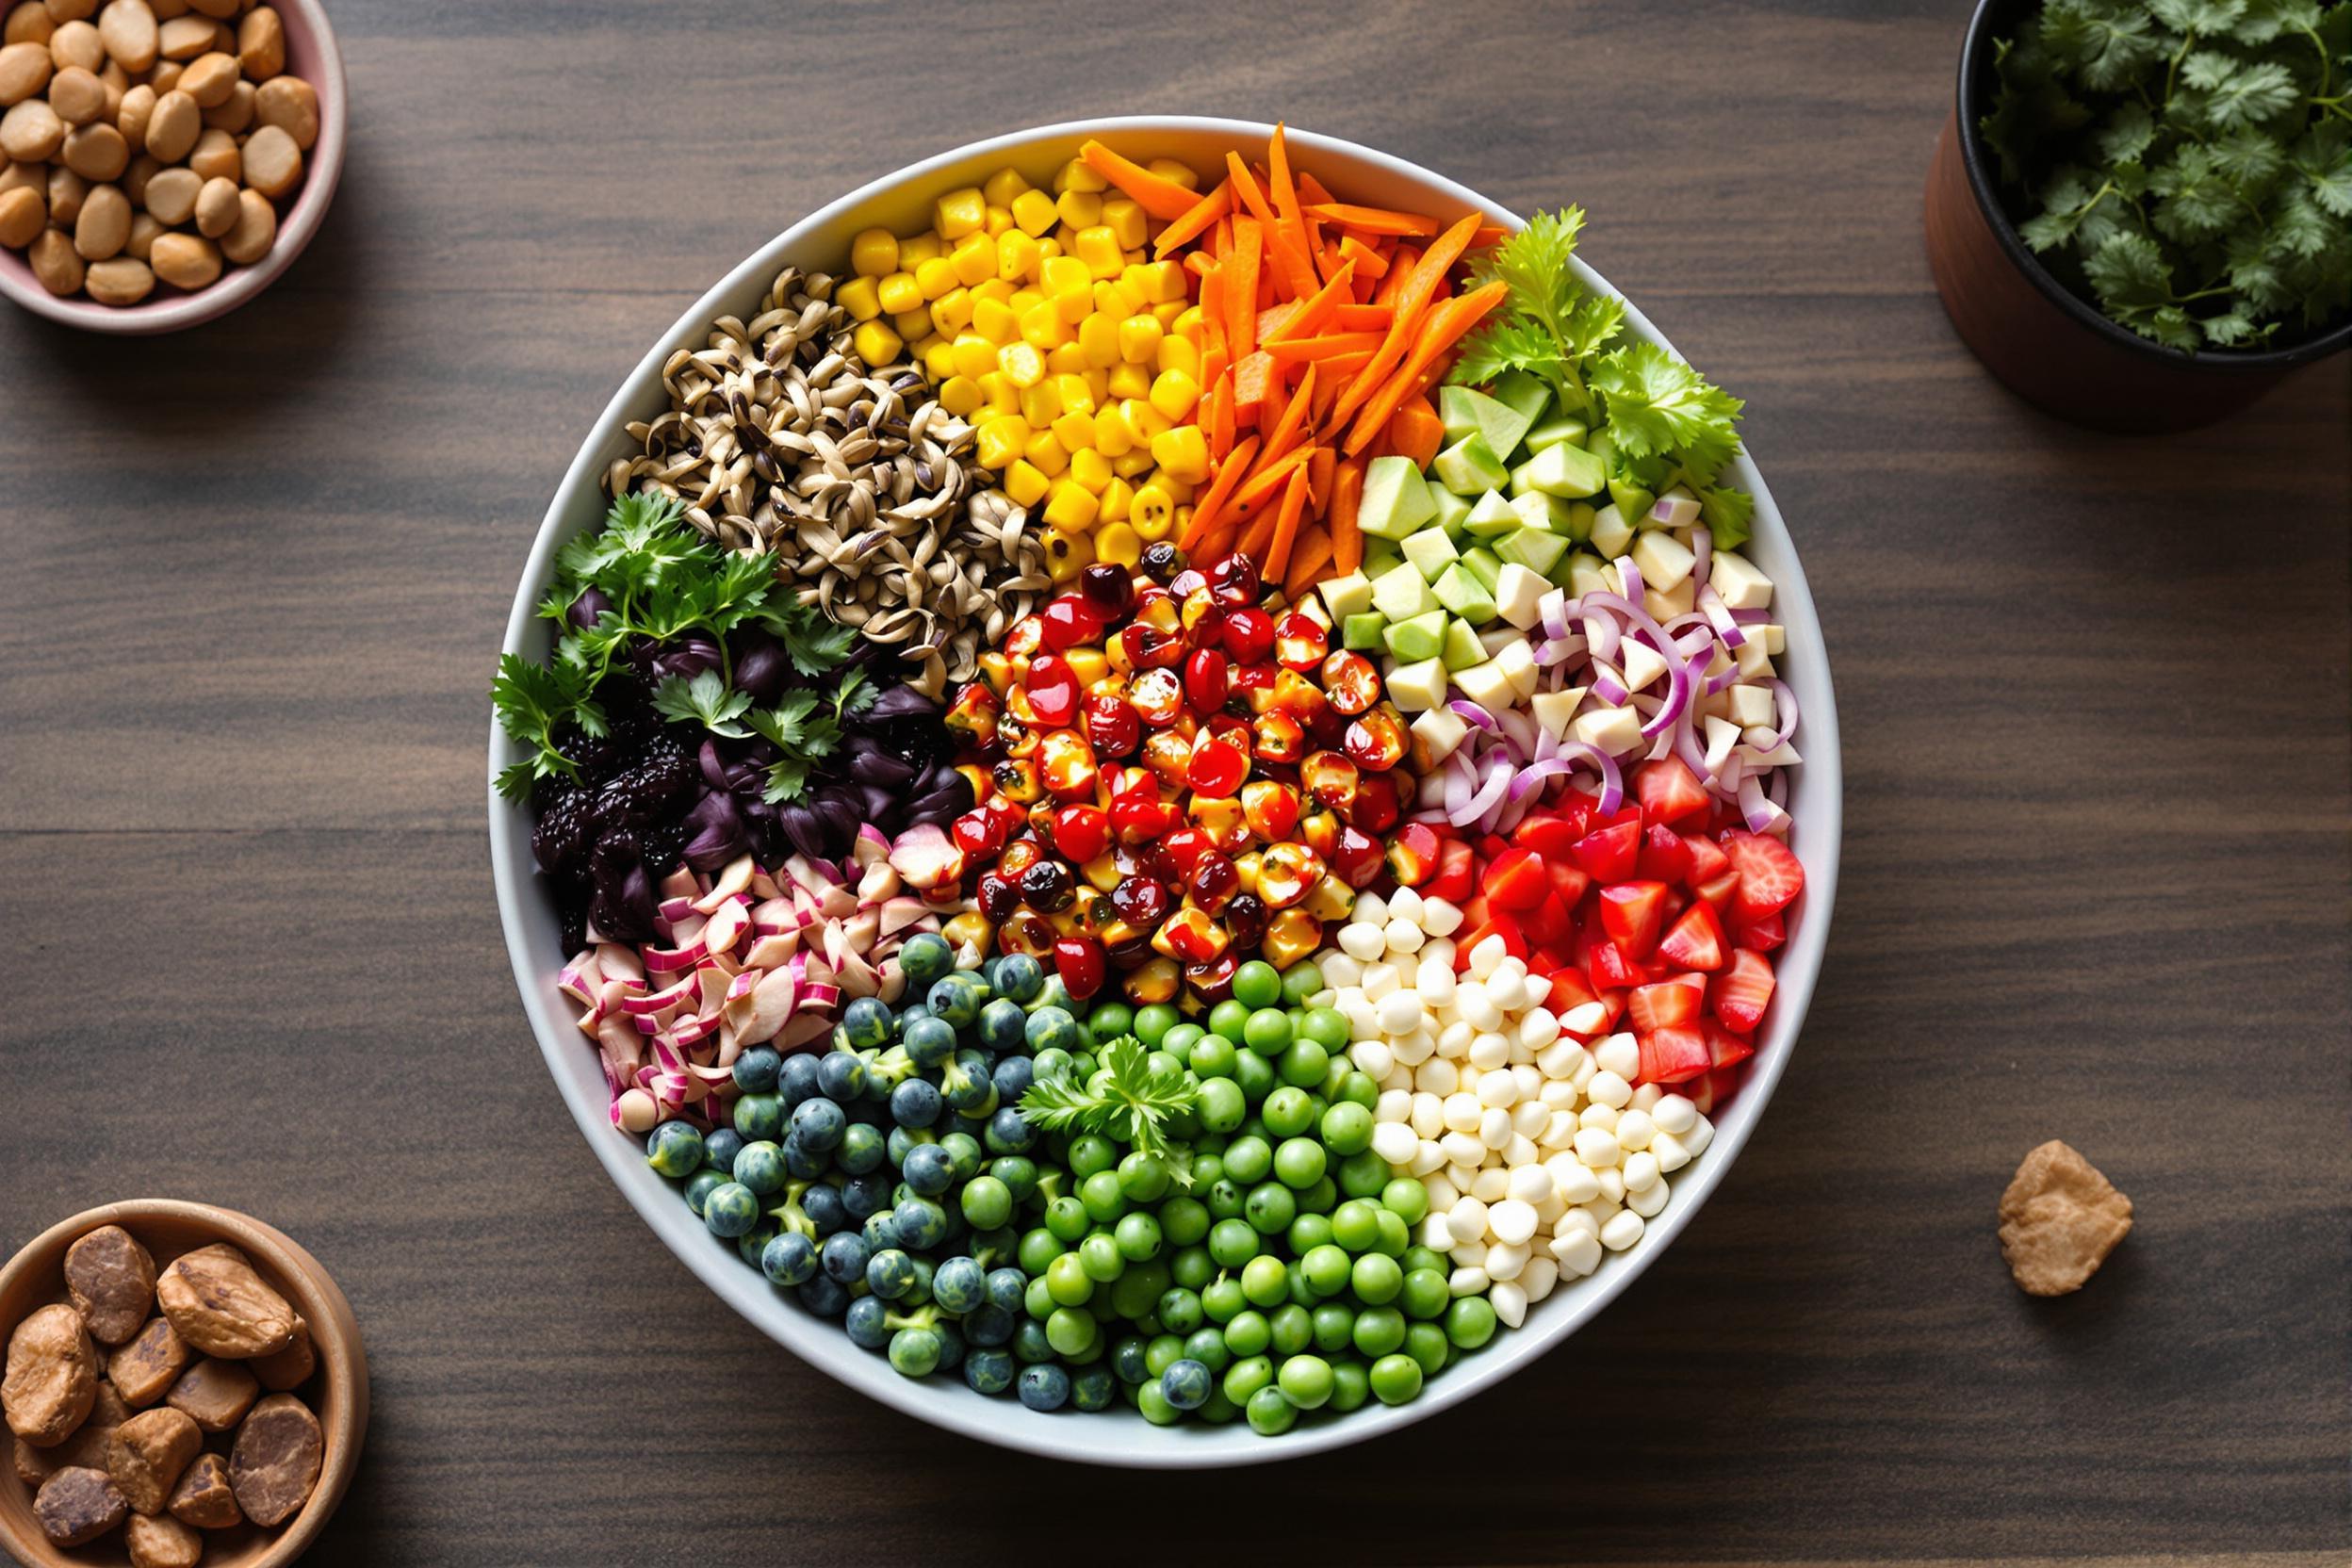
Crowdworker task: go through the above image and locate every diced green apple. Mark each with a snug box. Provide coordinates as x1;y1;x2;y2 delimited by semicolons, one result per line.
1384;608;1448;662
1432;563;1496;623
1493;562;1547;629
1628;529;1695;594
1462;490;1520;539
1401;528;1459;581
1488;368;1552;429
1458;546;1502;592
1516;440;1608;498
1508;491;1573;535
1441;616;1487;670
1384;657;1449;712
1433;433;1511;498
1589;503;1634;558
1341;612;1387;651
1316;570;1375;620
1522;416;1587;454
1358;455;1437;540
1370;561;1438;622
1496;527;1569;578
1430;486;1472;538
1409;704;1469;766
1562;551;1612;598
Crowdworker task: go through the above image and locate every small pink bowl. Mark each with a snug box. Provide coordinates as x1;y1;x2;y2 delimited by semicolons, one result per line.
0;0;346;335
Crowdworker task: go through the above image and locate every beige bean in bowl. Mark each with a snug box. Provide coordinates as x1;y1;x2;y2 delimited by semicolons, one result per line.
0;0;342;335
0;1200;367;1568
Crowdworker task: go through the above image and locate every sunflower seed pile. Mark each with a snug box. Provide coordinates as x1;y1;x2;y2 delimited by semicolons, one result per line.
605;264;1048;697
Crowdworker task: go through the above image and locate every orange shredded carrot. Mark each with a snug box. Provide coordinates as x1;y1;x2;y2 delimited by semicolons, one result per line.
1306;444;1336;504
1371;244;1419;306
1197;521;1239;561
1183;433;1261;548
1224;153;1280;233
1386;392;1445;468
1226;441;1317;518
1262;125;1321;299
1344;279;1509;454
1306;202;1442;238
1225;219;1262;359
1266;261;1355;342
1329;458;1365;575
1196;265;1224;354
1256;301;1301;342
1335;237;1391;282
1153;178;1233;257
1332;302;1392;330
1265;464;1309;580
1231;351;1276;421
1235;494;1281;566
1282;523;1333;600
1184;251;1216;280
1080;140;1205;221
1472;224;1510;249
1333;213;1483;431
1250;365;1318;475
1264;332;1385;363
1297;171;1339;207
1209;369;1236;459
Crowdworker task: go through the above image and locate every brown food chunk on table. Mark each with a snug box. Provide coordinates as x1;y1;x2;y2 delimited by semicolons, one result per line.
227;1392;319;1527
164;1357;257;1433
2000;1139;2134;1297
64;1225;158;1345
110;1315;191;1407
247;1315;313;1392
4;1301;97;1446
126;1509;204;1568
155;1244;296;1359
107;1404;201;1514
166;1449;240;1529
34;1463;126;1546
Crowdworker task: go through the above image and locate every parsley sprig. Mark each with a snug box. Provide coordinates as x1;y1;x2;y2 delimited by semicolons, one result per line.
492;491;859;803
1449;209;1756;547
1984;0;2352;351
1020;1036;1199;1178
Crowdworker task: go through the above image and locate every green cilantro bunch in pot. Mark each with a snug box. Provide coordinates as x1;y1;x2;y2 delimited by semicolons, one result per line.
1925;0;2352;432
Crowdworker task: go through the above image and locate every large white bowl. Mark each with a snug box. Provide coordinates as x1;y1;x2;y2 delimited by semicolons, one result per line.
490;117;1842;1467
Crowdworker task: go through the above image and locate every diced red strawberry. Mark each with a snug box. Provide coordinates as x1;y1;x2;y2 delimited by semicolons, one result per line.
1704;1023;1756;1070
1628;979;1701;1033
1681;832;1731;886
1571;818;1641;884
1452;916;1527;972
1691;869;1740;909
1598;880;1670;957
1719;830;1805;923
1657;900;1726;972
1544;857;1591;908
1521;890;1576;945
1481;847;1549;912
1635;758;1709;825
1585;938;1647;990
1637;1025;1712;1084
1545;967;1599;1016
1712;948;1775;1032
1427;837;1476;904
1735;909;1785;953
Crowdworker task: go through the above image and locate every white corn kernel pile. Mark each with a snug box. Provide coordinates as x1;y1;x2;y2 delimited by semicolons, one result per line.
1312;888;1714;1330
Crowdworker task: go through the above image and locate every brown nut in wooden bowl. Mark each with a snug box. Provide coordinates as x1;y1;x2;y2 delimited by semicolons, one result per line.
0;1201;366;1568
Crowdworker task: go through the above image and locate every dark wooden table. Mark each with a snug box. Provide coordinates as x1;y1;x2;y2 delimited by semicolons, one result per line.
4;2;2344;1563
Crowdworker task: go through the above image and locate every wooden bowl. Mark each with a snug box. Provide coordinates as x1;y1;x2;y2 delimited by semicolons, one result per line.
1923;0;2351;432
0;0;348;335
0;1201;367;1568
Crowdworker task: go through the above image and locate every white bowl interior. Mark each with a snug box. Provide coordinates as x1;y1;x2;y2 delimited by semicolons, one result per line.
489;117;1842;1467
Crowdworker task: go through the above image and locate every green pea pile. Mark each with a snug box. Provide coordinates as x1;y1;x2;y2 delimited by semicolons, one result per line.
1018;957;1498;1433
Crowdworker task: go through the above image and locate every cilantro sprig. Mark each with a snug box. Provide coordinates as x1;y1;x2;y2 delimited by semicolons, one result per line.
492;490;859;803
1020;1037;1200;1178
1984;0;2352;351
1450;208;1756;547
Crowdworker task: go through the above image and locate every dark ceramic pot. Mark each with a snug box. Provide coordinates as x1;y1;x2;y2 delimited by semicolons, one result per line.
1925;0;2352;433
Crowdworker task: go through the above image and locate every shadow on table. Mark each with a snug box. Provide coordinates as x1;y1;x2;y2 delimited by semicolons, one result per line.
7;143;374;445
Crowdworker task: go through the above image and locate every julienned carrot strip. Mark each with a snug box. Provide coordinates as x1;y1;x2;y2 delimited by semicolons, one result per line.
1329;457;1365;575
1210;370;1236;460
1306;202;1443;238
1196;265;1223;356
1184;433;1261;548
1153;178;1233;257
1200;347;1229;390
1297;172;1338;207
1318;351;1375;380
1266;261;1355;343
1371;244;1419;306
1265;464;1309;580
1282;523;1332;601
1257;301;1301;342
1225;153;1281;234
1265;332;1385;363
1333;213;1484;430
1227;441;1317;518
1306;444;1336;505
1343;279;1510;454
1226;219;1263;359
1472;225;1510;249
1231;351;1276;422
1198;521;1239;561
1184;251;1216;280
1250;365;1318;477
1336;237;1391;281
1333;302;1392;329
1080;140;1205;221
1387;392;1445;468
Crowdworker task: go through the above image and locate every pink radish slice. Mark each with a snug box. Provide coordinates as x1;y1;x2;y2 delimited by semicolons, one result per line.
778;1013;831;1050
877;897;929;938
889;823;965;891
743;933;798;970
701;897;751;956
854;825;891;867
740;967;799;1044
693;854;757;914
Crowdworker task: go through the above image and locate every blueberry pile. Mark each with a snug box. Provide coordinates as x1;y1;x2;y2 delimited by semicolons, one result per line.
643;931;1117;1410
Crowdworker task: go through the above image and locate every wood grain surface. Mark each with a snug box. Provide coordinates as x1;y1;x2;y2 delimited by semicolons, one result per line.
2;2;2344;1563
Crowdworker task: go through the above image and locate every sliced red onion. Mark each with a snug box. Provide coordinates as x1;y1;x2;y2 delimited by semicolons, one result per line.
1615;555;1645;604
1769;678;1800;750
1697;582;1746;648
1541;591;1573;642
1506;742;1619;807
1639;642;1691;739
1449;699;1499;732
1592;667;1627;706
1583;611;1620;663
1691;526;1711;587
1738;773;1788;834
1497;706;1537;758
1460;755;1512;828
1731;607;1770;625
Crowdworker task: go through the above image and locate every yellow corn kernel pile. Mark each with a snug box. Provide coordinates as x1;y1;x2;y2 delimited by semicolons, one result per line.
842;155;1216;581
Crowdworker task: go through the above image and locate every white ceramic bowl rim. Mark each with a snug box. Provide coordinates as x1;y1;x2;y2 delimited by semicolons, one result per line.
0;0;348;336
490;116;1842;1467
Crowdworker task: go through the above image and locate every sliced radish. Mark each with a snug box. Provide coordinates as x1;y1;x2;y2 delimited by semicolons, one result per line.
642;939;707;975
743;933;798;970
778;1013;831;1050
858;859;903;904
658;866;698;903
693;854;757;914
596;944;645;985
890;823;966;892
853;824;891;868
800;982;841;1012
740;967;799;1044
701;896;751;956
748;867;782;901
785;854;840;890
620;978;695;1017
813;882;859;922
875;897;930;938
